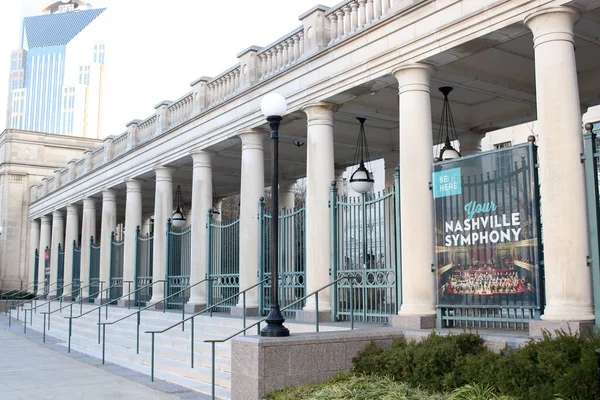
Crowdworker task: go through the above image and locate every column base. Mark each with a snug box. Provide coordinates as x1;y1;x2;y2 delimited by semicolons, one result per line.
117;299;136;308
295;309;332;323
391;314;436;330
230;306;259;317
47;295;57;301
146;302;166;310
185;303;206;313
94;297;109;305
529;320;595;338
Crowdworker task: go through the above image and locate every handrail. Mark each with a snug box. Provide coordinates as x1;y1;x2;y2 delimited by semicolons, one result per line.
12;279;61;311
144;278;268;381
202;274;361;400
3;280;37;328
22;280;81;315
97;277;214;364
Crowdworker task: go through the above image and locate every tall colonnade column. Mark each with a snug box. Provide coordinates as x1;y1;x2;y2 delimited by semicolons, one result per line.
49;210;65;299
28;219;40;290
299;102;337;321
234;130;265;316
63;205;79;299
98;189;117;304
392;64;437;328
187;150;214;312
38;215;52;297
121;179;143;306
279;180;296;211
525;7;594;329
150;167;174;305
80;198;96;299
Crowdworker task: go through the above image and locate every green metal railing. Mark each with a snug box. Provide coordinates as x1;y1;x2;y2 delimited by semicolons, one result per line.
109;232;125;301
135;227;154;306
203;274;361;399
89;237;101;300
166;222;191;309
207;213;239;311
12;279;62;314
259;201;306;317
145;278;268;382
72;241;81;297
98;278;214;364
57;243;65;298
331;174;401;323
3;280;37;328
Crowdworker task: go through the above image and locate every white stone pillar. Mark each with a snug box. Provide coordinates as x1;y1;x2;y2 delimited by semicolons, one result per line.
334;168;346;196
63;205;79;300
383;152;398;189
150;167;174;305
299;102;338;321
234;130;265;315
121;179;143;306
280;180;296;211
458;133;485;156
98;189;117;303
525;7;594;324
187;150;213;312
80;198;96;299
28;219;40;290
49;210;65;299
392;64;437;328
38;215;52;297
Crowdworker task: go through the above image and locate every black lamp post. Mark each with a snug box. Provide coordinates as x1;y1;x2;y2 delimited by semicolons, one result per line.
260;92;290;337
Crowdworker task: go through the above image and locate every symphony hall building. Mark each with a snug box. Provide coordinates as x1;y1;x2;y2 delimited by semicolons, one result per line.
4;0;600;398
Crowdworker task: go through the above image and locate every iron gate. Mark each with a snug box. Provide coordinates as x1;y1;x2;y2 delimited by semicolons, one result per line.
44;246;50;296
166;222;191;309
207;212;240;311
331;174;401;323
109;232;125;301
72;241;81;300
135;227;153;306
259;200;306;316
57;243;65;297
89;237;101;300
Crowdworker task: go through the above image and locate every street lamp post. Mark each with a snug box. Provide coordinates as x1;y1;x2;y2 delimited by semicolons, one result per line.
260;92;290;337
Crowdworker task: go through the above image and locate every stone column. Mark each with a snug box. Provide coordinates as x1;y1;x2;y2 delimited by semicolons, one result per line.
98;189;117;304
334;168;346;196
234;130;265;316
49;210;65;299
186;150;213;312
63;205;79;300
28;219;40;291
298;102;338;321
120;179;143;306
525;8;594;330
38;215;52;297
280;180;296;211
458;133;485;156
80;198;96;299
391;64;437;329
149;167;174;305
383;152;398;189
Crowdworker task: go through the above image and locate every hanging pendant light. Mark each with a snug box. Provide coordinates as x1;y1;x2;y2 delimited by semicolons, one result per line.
172;185;186;228
349;117;374;194
436;86;461;162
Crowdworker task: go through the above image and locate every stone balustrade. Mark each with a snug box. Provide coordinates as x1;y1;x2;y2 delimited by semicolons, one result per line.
28;1;403;204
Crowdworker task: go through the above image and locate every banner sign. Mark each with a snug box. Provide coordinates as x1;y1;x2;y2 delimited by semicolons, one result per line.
433;143;542;309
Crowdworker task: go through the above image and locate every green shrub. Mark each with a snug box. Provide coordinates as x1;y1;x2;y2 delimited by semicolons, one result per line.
353;330;600;400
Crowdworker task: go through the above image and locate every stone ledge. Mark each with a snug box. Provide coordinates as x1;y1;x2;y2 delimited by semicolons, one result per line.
529;320;595;338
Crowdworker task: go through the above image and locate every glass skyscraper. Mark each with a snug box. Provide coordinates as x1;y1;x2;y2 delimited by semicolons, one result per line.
6;1;108;138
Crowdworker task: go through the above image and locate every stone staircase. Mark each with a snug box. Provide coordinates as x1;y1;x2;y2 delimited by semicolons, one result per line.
14;300;350;399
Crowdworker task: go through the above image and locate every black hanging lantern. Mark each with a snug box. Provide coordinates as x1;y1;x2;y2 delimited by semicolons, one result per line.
435;86;461;162
349;117;374;194
172;185;186;228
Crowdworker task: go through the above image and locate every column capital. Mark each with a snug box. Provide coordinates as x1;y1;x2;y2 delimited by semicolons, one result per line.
525;7;579;47
30;218;41;227
66;204;79;215
190;149;215;167
239;130;266;151
52;210;65;219
102;189;117;202
154;166;175;182
41;215;52;224
392;63;436;94
125;178;143;193
280;179;296;192
82;197;96;209
302;102;338;124
458;133;486;156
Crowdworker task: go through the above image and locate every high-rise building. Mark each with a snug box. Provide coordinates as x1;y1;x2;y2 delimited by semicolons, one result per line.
6;0;108;138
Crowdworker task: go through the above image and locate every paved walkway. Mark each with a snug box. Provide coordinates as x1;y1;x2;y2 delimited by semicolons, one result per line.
0;314;209;400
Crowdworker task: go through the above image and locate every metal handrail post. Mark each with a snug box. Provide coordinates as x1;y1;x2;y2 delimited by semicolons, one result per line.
23;309;27;334
102;324;106;364
211;342;216;400
190;316;195;368
315;292;319;332
150;333;155;382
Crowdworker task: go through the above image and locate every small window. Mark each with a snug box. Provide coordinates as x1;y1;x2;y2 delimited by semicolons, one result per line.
494;141;512;149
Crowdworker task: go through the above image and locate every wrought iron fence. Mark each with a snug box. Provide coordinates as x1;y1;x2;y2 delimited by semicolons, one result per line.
331;174;401;323
207;212;240;311
57;243;65;297
259;200;306;316
89;237;101;300
166;222;191;309
109;232;125;301
135;227;153;306
72;241;81;299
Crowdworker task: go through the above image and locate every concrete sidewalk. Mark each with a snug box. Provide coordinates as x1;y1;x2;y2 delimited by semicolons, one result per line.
0;314;208;399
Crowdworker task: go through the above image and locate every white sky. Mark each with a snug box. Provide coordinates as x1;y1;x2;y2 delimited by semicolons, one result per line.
0;0;337;135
